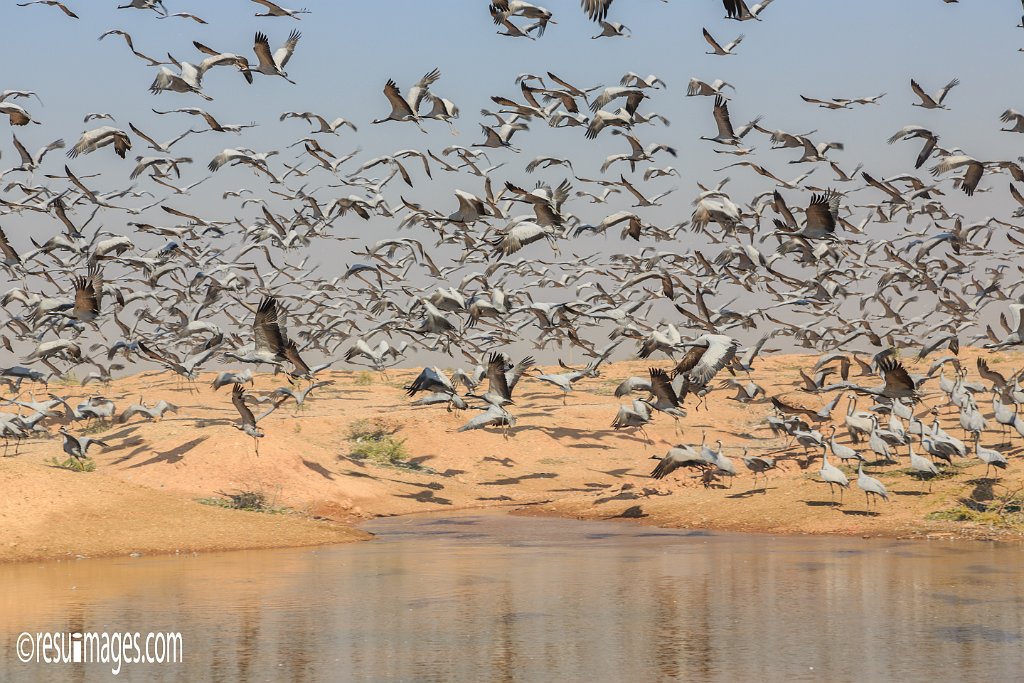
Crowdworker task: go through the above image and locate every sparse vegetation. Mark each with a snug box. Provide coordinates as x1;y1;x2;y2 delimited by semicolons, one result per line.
344;417;430;471
47;456;95;472
928;480;1024;530
198;489;290;514
354;371;374;386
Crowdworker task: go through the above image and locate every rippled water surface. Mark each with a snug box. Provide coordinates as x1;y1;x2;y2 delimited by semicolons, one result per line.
2;512;1023;681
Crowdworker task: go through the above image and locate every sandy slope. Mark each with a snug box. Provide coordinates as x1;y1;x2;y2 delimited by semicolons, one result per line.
3;348;1022;562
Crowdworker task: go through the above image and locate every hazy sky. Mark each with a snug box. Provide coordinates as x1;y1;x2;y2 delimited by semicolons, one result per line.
1;0;1022;368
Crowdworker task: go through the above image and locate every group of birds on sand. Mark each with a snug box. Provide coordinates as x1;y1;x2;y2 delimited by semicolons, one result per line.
0;0;1022;515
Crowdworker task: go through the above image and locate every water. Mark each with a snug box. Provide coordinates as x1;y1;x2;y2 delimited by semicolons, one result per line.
2;512;1022;682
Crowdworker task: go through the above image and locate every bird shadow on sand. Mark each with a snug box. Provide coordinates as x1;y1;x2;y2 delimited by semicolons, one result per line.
127;436;210;468
588;467;646;479
893;490;929;496
480;472;558;486
802;500;842;508
567;443;611;450
594;488;671;505
726;487;769;499
514;425;609;441
101;435;145;454
840;509;882;517
109;442;150;464
302;459;334;480
608;505;648;519
394;490;452;505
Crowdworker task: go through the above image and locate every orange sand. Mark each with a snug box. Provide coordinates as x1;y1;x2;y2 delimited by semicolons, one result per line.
2;348;1022;563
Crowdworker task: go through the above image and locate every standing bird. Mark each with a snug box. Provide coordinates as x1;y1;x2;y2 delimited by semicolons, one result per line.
908;438;940;492
819;443;850;505
973;433;1008;478
856;462;889;510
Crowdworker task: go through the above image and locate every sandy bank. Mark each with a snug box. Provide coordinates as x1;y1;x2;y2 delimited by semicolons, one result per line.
2;348;1022;562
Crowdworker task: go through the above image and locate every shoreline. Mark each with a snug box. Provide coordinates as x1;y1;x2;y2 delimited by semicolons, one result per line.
2;350;1022;563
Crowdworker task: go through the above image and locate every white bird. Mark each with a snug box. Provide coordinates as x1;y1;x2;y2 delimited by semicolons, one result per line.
819;443;850;505
67;127;131;159
0;102;38;126
593;21;630;38
251;0;309;19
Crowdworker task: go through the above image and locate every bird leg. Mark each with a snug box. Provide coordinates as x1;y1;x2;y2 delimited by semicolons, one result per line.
253;437;260;457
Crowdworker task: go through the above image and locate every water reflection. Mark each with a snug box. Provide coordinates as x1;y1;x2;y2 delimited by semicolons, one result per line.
1;513;1023;681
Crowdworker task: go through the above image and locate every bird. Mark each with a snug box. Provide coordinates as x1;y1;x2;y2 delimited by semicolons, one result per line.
819;443;850;505
118;399;179;423
0;102;38;126
16;1;78;18
645;368;686;433
59;426;108;463
856;462;889;509
702;28;744;56
910;77;959;109
252;30;301;83
908;438;940;491
723;0;773;21
372;68;441;131
67;127;131;159
973;432;1008;478
230;385;283;456
251;0;309;19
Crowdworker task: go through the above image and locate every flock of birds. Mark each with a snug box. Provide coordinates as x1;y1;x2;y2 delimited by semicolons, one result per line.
1;0;1024;514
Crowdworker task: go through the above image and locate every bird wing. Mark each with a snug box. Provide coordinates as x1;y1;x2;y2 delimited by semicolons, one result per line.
231;385;257;426
275;29;300;69
581;0;614;21
253;32;275;70
383;79;414;117
11;134;32;166
804;192;838;234
689;337;739;386
649;367;678;405
407;68;440;114
486;352;512;400
254;296;286;356
910;79;932;105
507;355;535;392
1010;183;1024;208
936;77;959;104
712;96;735;138
915;135;937;169
672;346;705;377
702;28;725;53
878;357;915;393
